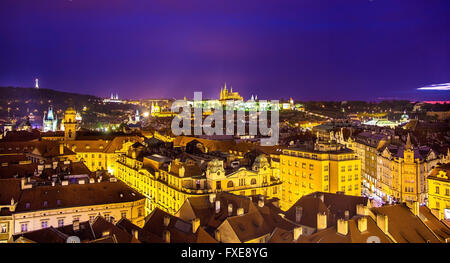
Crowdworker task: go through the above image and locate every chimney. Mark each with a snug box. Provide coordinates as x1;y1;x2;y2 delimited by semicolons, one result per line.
192;218;200;233
209;194;216;204
318;194;324;202
73;220;80;232
132;229;139;240
228;203;233;216
163;230;170;243
337;219;348;235
293;226;302;241
295;206;303;223
344;210;350;220
59;144;64;155
215;200;221;213
356;204;368;216
411;201;420;216
258;200;264;208
358;217;368;232
163;216;170;227
317;213;327;230
215;230;221;242
376;214;388;233
237;207;244;216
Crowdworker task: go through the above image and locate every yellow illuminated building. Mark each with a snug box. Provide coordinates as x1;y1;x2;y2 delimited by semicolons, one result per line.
427;164;450;220
219;83;243;102
115;147;282;215
279;143;361;210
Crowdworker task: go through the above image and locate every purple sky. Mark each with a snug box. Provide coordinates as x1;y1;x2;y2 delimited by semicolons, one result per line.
0;0;449;101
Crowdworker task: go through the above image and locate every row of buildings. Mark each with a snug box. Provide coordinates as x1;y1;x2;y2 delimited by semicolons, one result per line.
8;191;450;243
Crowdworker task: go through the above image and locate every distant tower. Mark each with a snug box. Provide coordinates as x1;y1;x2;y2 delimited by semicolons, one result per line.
135;109;140;123
35;78;39;89
64;107;77;141
43;106;58;132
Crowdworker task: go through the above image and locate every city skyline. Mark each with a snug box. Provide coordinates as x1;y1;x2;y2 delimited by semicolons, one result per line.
1;0;449;101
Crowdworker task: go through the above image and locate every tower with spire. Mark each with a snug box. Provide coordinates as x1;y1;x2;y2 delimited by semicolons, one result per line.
43;106;58;132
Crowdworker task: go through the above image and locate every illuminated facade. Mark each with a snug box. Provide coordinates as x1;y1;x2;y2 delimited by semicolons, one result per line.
427;164;450;220
279;143;361;210
42;107;58;132
63;107;77;141
115;149;282;216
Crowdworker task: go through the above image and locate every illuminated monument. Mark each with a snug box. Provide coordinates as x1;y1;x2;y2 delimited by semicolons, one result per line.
219;83;243;102
42;106;58;132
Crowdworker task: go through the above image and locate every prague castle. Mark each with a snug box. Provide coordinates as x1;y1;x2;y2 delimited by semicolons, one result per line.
219;83;243;102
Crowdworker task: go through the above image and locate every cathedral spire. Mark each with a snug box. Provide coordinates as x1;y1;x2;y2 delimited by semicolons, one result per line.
406;133;412;150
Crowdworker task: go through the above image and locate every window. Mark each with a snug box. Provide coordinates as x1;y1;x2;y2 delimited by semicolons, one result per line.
324;165;329;172
435;186;440;195
21;223;28;232
355;165;359;170
309;164;314;170
41;221;48;228
341;166;345;172
446;188;450;196
348;185;352;191
324;175;329;181
348;174;352;181
227;181;234;188
355;174;359;180
302;163;306;169
250;178;257;185
348;166;352;171
273;187;277;194
341;186;345;192
355;184;359;190
341;176;345;182
0;223;7;233
58;219;64;227
89;216;95;223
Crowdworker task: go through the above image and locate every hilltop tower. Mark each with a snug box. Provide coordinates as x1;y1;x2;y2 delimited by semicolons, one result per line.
64;107;77;141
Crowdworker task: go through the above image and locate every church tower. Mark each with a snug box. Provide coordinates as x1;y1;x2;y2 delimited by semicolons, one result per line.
64;107;77;141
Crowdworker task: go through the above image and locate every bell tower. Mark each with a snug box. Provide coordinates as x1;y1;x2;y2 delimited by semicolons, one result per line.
64;107;77;141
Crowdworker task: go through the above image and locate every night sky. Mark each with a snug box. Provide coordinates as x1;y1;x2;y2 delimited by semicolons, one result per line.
0;0;449;101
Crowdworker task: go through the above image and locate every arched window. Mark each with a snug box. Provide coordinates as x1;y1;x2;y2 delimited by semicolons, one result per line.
251;178;257;185
227;181;234;188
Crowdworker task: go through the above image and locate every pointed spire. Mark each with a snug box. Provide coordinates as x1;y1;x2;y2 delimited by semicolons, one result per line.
406;133;412;150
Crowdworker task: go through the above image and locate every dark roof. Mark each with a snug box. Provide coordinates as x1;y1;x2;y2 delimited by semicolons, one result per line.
15;180;145;213
371;204;441;243
285;192;368;228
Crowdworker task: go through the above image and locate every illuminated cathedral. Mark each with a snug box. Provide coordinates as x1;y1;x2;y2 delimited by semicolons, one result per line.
219;83;243;102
